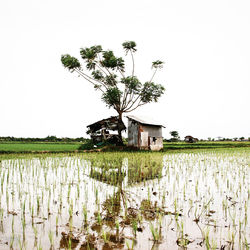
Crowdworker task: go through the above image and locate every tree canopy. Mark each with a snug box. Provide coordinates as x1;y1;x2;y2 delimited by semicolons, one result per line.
170;131;180;141
61;41;165;120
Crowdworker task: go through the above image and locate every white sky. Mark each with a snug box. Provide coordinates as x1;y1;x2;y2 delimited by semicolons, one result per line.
0;0;249;139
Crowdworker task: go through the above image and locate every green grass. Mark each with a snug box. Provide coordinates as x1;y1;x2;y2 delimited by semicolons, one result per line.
0;142;81;153
163;141;250;150
0;141;249;154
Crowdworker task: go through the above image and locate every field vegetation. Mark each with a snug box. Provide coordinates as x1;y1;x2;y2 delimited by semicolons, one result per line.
0;142;81;153
163;141;250;150
0;140;249;153
0;148;249;249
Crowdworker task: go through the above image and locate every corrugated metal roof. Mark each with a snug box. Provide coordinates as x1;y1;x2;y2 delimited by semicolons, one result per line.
126;115;165;127
86;116;126;132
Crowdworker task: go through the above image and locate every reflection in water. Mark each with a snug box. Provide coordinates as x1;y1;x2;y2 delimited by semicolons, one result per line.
0;150;249;249
89;155;163;187
89;156;163;224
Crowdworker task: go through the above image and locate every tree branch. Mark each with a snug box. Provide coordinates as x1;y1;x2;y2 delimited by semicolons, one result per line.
122;90;133;110
95;56;110;77
95;55;118;87
125;101;145;113
123;94;141;112
130;50;135;77
149;68;158;82
118;69;126;79
75;69;104;93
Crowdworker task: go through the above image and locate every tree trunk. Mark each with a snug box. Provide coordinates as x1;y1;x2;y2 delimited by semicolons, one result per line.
117;112;124;145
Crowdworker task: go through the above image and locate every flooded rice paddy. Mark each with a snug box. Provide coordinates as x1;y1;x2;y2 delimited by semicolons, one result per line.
0;148;249;249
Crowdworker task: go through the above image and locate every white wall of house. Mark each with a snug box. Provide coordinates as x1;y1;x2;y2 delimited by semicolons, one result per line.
127;119;163;151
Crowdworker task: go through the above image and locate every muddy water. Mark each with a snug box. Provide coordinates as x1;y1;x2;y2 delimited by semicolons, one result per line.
0;149;249;249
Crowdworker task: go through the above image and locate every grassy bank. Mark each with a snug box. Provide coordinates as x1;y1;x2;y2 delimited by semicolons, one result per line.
163;141;250;150
0;141;249;154
0;142;81;153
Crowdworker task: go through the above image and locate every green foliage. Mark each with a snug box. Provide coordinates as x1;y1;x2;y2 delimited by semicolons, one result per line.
61;41;165;118
61;55;80;71
101;50;125;72
0;136;87;143
78;140;97;150
80;45;103;70
152;60;164;69
140;82;165;103
121;76;141;94
170;131;179;138
169;130;180;142
80;45;102;61
104;74;118;86
92;70;104;80
102;87;122;108
122;41;137;53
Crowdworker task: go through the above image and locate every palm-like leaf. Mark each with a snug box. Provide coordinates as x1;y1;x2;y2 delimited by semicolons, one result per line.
140;82;165;103
102;87;122;108
122;41;137;54
152;60;164;69
121;76;141;94
80;45;102;61
61;54;81;71
92;70;104;80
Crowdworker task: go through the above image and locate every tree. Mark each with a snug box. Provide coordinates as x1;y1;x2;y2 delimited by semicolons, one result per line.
61;41;165;140
169;131;179;141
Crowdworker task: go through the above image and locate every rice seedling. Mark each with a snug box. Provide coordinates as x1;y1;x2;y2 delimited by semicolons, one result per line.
10;232;14;249
97;211;102;226
48;230;54;248
18;236;23;250
204;227;210;249
56;215;59;228
68;202;73;218
149;222;160;242
11;216;14;232
21;216;26;232
0;208;3;224
102;229;109;244
115;219;120;235
33;225;38;239
126;240;135;250
82;204;88;224
0;148;248;249
132;219;138;237
244;236;249;250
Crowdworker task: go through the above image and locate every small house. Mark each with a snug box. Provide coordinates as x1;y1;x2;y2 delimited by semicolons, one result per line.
184;135;198;143
126;115;165;151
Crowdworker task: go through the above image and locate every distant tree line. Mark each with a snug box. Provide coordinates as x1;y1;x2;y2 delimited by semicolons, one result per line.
1;135;249;143
0;136;88;142
205;137;249;142
163;131;250;142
